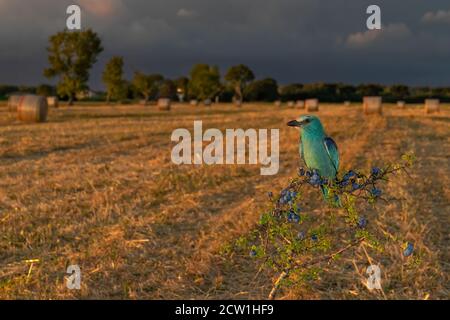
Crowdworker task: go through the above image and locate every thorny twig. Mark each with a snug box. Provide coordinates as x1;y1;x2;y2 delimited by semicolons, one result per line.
268;237;366;300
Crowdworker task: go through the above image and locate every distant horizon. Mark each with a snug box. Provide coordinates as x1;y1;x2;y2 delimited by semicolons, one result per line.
3;76;450;93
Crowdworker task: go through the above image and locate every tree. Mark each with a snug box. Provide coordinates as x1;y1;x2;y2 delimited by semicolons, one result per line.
188;64;222;100
225;64;255;101
44;29;103;105
336;84;356;102
132;72;164;103
300;83;339;101
158;79;177;99
102;56;125;103
245;78;279;102
279;83;304;101
388;84;410;100
0;85;19;99
174;77;189;99
118;80;133;102
356;84;384;97
36;84;55;97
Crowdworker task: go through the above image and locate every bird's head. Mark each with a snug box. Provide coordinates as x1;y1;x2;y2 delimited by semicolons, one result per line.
287;115;324;134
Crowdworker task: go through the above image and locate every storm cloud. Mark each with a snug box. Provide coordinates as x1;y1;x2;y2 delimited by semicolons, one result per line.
0;0;450;88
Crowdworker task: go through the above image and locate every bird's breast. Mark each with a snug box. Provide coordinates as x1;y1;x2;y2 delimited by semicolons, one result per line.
301;135;336;178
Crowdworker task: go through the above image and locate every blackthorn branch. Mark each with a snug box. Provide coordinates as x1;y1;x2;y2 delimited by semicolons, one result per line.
229;153;416;299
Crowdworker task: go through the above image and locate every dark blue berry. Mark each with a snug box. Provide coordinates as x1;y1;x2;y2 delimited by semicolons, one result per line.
403;242;414;257
279;189;290;204
344;170;356;180
311;234;318;241
287;212;293;221
310;171;321;186
287;211;300;223
371;187;382;197
352;182;361;191
371;167;381;176
340;180;350;187
250;250;257;257
358;216;368;228
298;168;305;176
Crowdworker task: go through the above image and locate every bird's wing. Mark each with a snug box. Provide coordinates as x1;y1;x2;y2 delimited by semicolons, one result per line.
299;139;305;162
323;137;339;173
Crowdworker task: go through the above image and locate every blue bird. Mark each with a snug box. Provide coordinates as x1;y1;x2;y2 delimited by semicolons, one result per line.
287;115;339;204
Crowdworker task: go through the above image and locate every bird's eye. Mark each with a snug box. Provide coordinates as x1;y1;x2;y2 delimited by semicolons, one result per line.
304;118;311;123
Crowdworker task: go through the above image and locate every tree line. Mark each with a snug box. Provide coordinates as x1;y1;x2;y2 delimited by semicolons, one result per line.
1;29;450;104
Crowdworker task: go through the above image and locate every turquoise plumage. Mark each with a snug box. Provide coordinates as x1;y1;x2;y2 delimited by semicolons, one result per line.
287;115;340;204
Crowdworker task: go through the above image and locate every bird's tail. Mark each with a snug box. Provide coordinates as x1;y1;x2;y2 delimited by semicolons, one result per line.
320;185;341;207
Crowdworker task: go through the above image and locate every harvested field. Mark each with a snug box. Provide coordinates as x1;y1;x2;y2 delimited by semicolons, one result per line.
0;103;448;299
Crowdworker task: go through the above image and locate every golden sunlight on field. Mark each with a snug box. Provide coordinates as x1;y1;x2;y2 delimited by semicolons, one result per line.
0;103;448;299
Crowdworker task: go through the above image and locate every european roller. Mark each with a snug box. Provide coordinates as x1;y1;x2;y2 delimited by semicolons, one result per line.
287;115;339;204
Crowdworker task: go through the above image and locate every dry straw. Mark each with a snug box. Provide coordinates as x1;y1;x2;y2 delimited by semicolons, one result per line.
305;99;319;112
17;95;48;123
158;98;171;111
296;100;305;108
363;96;382;115
47;96;59;108
424;99;440;114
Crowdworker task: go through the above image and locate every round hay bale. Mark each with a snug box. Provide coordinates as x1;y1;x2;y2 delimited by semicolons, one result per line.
47;96;59;108
274;100;282;107
234;99;242;107
139;99;149;106
287;101;295;108
17;95;48;123
363;96;382;115
344;101;351;106
305;99;319;112
203;99;212;106
7;95;23;112
296;100;305;108
397;100;405;108
425;99;440;114
158;98;171;111
190;99;199;106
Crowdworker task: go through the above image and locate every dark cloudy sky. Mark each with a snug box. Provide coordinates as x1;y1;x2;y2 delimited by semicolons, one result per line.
1;0;450;89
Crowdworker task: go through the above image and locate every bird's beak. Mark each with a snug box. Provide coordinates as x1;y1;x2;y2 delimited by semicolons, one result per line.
287;119;302;127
